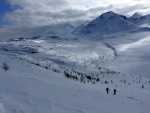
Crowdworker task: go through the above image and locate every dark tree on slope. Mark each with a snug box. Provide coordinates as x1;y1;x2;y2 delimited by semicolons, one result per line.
2;63;9;72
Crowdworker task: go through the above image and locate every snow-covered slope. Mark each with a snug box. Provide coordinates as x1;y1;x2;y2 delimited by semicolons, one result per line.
73;21;90;34
0;37;116;74
0;42;150;113
74;11;137;35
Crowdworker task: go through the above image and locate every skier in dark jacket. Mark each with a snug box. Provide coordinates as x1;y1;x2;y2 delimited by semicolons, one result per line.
113;89;117;95
106;87;110;94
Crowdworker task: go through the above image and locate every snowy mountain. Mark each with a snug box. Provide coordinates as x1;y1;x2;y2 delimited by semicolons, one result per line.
128;13;150;27
74;11;137;35
130;13;142;19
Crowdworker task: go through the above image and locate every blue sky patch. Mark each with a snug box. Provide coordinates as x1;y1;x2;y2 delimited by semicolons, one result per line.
0;0;21;26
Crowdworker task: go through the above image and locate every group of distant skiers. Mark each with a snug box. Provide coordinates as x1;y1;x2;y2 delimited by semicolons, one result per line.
106;87;117;95
106;85;145;95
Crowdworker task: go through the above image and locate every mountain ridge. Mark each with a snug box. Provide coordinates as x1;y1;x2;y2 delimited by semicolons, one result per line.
73;11;150;35
73;11;138;35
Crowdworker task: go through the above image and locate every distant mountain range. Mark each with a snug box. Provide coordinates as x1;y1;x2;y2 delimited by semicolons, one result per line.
127;13;150;27
41;11;150;36
73;11;150;35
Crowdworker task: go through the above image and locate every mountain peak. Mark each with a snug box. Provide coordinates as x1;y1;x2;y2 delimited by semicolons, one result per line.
131;13;142;19
99;11;117;19
63;23;74;29
104;11;115;14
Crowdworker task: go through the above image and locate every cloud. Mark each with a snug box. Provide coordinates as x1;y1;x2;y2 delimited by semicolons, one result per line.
2;0;150;27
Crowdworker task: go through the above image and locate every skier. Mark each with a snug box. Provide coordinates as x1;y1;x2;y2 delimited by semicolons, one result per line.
106;87;110;94
113;89;117;95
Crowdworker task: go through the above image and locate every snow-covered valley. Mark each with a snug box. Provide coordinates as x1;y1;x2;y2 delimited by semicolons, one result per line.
0;11;150;113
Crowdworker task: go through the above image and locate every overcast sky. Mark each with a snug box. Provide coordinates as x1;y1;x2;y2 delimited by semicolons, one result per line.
0;0;150;39
0;0;150;27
